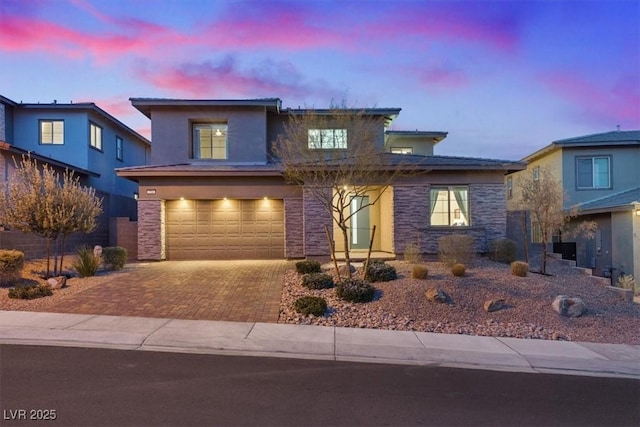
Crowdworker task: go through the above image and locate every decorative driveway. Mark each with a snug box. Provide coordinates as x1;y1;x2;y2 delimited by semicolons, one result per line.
41;260;293;323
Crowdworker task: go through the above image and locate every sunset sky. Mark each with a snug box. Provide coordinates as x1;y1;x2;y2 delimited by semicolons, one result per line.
1;0;638;160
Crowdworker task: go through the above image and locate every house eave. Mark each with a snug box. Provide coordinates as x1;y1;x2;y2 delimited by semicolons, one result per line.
0;142;100;177
130;98;283;119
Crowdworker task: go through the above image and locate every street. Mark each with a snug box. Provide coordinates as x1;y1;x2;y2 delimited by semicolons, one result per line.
1;345;638;426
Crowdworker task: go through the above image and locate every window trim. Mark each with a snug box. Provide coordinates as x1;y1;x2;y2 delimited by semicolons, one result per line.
39;119;64;145
308;128;348;150
115;135;123;161
576;155;611;190
89;121;103;151
192;123;228;160
429;185;470;227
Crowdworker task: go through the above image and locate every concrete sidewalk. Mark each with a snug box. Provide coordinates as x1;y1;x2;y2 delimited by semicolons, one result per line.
1;310;638;379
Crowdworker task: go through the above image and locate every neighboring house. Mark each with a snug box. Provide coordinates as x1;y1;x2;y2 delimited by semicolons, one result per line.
0;95;150;257
506;130;640;282
117;97;524;261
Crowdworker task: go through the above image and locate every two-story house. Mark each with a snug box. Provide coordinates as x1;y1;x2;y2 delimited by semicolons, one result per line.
0;95;150;257
506;130;640;282
117;97;523;262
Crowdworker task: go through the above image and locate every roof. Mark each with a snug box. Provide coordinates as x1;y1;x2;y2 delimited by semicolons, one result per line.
573;187;640;214
385;130;449;145
0;141;99;177
381;153;525;171
284;107;401;127
130;98;283;118
523;130;640;163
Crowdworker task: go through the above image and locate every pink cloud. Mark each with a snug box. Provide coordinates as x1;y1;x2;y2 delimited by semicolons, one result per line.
419;65;469;90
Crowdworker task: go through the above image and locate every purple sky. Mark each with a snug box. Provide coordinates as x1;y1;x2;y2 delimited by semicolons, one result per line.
1;0;638;160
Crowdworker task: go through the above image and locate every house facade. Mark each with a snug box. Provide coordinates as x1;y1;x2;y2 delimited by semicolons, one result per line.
506;130;640;282
117;98;523;261
0;95;150;257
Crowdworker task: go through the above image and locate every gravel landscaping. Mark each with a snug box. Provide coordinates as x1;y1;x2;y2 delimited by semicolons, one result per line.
278;257;640;344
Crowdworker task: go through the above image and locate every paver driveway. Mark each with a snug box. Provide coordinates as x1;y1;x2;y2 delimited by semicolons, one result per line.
43;260;293;323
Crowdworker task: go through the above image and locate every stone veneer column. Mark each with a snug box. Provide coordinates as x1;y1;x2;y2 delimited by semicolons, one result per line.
392;185;430;255
469;183;506;250
0;103;6;142
303;187;333;257
284;198;304;258
137;199;166;261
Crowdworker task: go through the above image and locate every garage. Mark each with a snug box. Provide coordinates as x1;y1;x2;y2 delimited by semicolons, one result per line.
165;199;285;260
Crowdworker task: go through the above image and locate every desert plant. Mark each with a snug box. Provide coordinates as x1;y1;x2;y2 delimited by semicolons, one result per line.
412;264;429;279
487;238;517;264
451;263;466;277
366;261;397;282
102;246;127;270
294;296;328;316
302;273;334;290
617;275;636;292
8;284;53;300
336;279;376;303
0;249;25;286
511;261;529;277
438;235;475;267
72;245;101;277
295;260;322;274
403;243;422;264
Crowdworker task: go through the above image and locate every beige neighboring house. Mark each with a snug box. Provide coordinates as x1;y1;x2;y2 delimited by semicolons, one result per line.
117;98;524;261
506;130;640;283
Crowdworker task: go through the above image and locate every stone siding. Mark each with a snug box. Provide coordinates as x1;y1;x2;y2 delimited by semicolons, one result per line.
0;103;5;141
469;183;506;250
303;188;332;257
284;198;304;258
393;185;430;254
137;199;166;261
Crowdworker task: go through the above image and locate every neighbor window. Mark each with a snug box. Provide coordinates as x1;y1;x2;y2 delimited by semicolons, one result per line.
90;122;102;150
391;147;413;154
40;120;64;144
532;166;540;181
193;124;227;159
430;186;469;226
577;156;610;189
506;177;513;199
116;136;123;161
308;129;347;149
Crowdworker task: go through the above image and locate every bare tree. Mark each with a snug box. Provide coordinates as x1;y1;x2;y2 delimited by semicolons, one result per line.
0;155;102;277
273;105;410;278
515;166;596;274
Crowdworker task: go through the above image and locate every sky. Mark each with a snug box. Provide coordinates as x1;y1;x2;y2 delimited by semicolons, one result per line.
1;0;638;160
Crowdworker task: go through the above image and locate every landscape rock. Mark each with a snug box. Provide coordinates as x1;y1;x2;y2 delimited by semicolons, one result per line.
425;288;450;303
93;245;103;258
46;276;67;290
338;264;356;277
484;299;505;312
552;295;586;318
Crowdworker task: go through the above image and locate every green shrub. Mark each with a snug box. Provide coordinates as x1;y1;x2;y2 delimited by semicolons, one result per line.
403;243;422;264
295;260;321;274
8;284;53;300
72;245;100;277
302;273;334;290
451;263;466;277
0;249;25;286
102;246;127;270
294;296;328;316
336;279;376;303
412;265;429;279
366;261;397;282
487;239;517;264
511;261;529;277
438;235;475;267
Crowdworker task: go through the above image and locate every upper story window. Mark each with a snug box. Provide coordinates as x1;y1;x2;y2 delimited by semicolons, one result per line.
116;136;123;161
430;186;469;226
193;124;227;159
40;120;64;145
308;129;347;150
391;147;413;154
532;166;540;181
506;177;513;199
90;122;103;151
577;156;610;189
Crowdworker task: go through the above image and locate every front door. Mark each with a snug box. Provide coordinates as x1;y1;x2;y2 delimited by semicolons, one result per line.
350;196;370;250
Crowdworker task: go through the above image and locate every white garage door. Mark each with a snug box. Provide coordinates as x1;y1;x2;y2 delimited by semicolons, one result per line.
166;199;284;259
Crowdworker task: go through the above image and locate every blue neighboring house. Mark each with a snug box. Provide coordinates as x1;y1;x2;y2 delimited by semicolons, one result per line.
0;95;150;257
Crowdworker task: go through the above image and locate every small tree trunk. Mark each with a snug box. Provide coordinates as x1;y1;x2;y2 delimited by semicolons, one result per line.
58;234;68;276
363;225;377;281
341;225;352;279
324;225;341;283
541;230;548;275
521;211;529;263
45;238;52;278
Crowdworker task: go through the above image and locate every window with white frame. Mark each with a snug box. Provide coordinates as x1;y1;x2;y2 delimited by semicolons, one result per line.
116;136;123;161
532;166;540;181
506;177;513;199
308;129;347;150
576;156;610;189
430;186;469;226
391;147;413;154
193;123;227;159
90;122;102;150
40;120;64;145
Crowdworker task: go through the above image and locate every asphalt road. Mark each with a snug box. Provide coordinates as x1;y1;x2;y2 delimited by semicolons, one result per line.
1;345;638;427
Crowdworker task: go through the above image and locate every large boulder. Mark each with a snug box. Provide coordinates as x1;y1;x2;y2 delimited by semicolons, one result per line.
552;295;586;318
425;288;450;303
484;299;505;312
